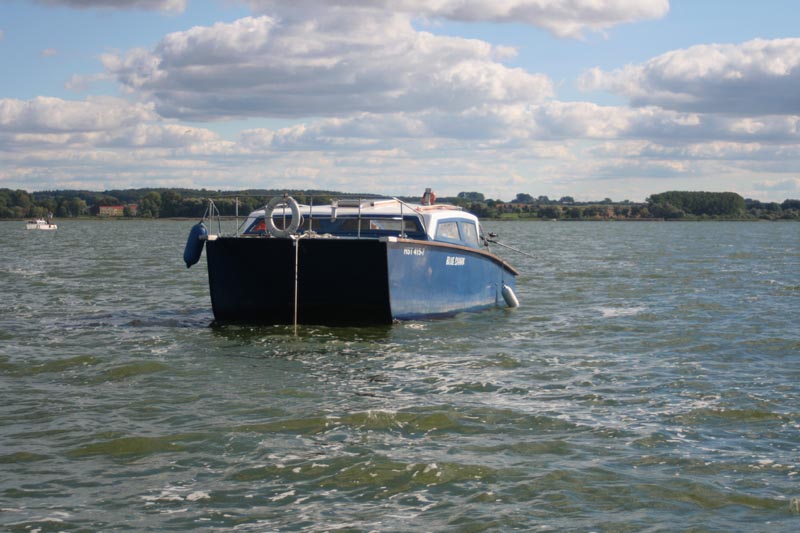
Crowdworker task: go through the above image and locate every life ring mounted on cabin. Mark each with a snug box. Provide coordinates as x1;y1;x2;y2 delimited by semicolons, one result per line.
265;195;304;237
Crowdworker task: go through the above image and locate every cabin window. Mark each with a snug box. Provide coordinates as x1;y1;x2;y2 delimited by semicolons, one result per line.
244;215;423;236
342;218;418;233
369;219;410;232
461;221;479;247
436;221;460;241
245;218;266;234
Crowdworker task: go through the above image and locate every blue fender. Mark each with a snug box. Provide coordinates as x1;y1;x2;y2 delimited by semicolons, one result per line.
183;222;207;268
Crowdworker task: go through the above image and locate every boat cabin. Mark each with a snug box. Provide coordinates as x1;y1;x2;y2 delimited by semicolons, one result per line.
239;198;486;250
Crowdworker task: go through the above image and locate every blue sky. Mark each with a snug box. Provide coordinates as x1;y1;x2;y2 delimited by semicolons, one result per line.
1;0;799;201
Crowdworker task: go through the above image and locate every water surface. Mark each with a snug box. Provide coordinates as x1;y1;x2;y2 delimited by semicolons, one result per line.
1;220;798;531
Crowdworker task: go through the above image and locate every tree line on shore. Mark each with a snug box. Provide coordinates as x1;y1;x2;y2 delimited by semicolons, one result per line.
1;187;798;221
455;191;799;220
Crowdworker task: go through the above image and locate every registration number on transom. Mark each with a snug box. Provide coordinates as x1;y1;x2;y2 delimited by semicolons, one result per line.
403;247;425;256
446;256;465;266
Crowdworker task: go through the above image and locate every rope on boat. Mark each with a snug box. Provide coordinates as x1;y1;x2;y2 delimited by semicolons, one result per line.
292;233;308;336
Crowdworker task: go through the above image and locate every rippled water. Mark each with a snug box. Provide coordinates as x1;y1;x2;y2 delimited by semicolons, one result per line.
1;219;798;531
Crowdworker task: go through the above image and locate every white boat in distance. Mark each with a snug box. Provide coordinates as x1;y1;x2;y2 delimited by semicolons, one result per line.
26;218;57;230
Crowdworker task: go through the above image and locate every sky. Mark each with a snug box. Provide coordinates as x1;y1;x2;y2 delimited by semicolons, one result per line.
1;0;799;202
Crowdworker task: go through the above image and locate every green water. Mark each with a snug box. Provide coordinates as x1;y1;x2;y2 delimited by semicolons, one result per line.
1;219;798;531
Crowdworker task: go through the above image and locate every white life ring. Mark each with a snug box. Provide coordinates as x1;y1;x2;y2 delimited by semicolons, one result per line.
265;196;303;237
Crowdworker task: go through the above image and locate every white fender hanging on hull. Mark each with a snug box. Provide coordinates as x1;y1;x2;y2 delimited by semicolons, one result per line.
501;284;520;308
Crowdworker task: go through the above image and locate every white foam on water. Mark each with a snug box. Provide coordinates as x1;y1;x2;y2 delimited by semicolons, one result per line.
599;306;646;318
10;514;68;533
423;463;438;473
142;489;184;503
270;490;296;502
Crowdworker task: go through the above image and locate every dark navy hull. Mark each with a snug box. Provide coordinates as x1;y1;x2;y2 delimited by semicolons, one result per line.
205;237;516;326
206;237;392;325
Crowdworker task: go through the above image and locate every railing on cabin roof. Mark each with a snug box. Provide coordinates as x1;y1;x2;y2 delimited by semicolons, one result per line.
202;194;431;239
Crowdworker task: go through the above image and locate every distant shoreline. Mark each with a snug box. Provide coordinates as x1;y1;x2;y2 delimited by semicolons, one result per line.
4;188;798;221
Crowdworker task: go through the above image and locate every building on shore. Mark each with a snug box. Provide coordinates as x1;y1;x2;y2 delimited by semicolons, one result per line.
98;204;138;217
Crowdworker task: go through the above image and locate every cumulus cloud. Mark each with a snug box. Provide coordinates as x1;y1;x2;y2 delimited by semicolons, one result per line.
246;0;670;38
4;96;797;181
589;140;800;165
0;96;156;134
235;102;800;155
225;111;800;194
0;96;235;153
103;14;553;121
0;96;242;190
580;38;800;115
34;0;186;11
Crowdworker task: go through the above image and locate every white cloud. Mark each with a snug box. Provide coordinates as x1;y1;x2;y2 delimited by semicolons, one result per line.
4;91;799;199
588;140;800;164
0;96;241;190
6;11;800;201
0;96;156;133
34;0;186;11
246;0;670;38
623;108;800;143
580;38;800;115
103;14;553;121
0;96;236;153
233;102;800;151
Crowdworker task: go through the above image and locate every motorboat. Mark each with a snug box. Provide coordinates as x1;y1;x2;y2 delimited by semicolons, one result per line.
26;218;57;230
184;190;519;326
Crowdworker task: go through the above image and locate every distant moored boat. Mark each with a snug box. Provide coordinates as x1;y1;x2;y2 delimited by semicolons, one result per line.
25;218;57;230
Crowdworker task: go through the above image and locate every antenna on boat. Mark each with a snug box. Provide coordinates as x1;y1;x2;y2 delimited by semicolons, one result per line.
485;237;536;259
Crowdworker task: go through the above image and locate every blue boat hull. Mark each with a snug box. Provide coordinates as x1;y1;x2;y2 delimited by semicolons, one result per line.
385;240;516;320
205;237;516;326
